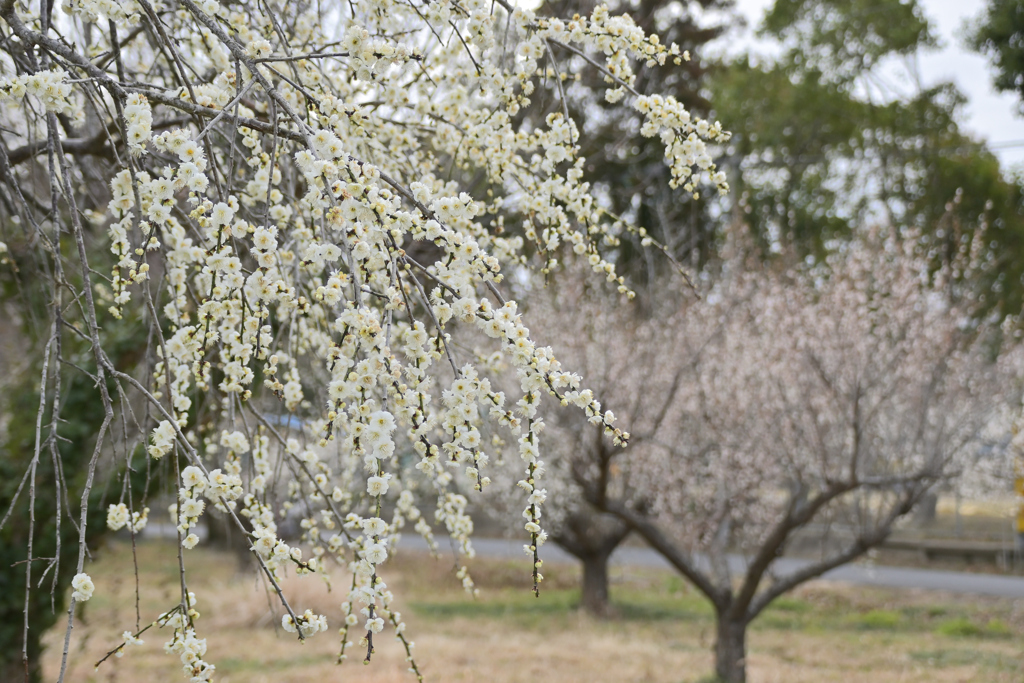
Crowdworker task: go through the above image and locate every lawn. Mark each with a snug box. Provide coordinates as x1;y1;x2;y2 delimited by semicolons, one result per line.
41;539;1024;682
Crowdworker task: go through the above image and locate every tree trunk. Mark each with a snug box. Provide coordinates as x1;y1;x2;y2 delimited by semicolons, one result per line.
550;506;630;617
580;551;612;616
714;615;748;683
914;491;938;525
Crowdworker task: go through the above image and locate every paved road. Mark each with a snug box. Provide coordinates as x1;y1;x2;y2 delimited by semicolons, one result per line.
399;536;1024;599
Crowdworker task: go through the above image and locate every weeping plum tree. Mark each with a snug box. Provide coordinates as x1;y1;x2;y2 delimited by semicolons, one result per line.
485;274;680;616
0;0;732;679
471;0;732;617
556;231;1020;683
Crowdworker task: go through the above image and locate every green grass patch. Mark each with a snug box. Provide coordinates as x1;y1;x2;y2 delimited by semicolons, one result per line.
936;617;981;637
983;618;1012;637
755;599;815;631
768;596;812;613
665;575;690;595
854;609;904;630
612;589;715;622
935;616;1014;639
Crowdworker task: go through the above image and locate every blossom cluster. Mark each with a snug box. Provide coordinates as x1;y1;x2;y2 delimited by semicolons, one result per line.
106;503;150;533
71;573;94;602
123;93;153;157
0;68;77;116
282;610;329;638
160;595;216;682
63;0;141;26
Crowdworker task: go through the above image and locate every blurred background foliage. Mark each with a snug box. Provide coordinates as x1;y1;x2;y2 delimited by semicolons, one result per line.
0;242;153;681
537;0;1024;317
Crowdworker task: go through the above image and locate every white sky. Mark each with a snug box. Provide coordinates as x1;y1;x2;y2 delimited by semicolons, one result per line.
720;0;1024;168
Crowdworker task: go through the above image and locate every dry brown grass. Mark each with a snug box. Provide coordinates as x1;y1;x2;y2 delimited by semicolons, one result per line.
40;539;1024;683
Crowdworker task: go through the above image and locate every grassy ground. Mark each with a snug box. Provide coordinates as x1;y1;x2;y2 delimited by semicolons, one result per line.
42;539;1024;683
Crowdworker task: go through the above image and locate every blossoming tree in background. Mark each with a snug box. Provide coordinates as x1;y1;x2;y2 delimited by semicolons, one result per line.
527;229;1021;683
0;0;729;679
484;274;657;616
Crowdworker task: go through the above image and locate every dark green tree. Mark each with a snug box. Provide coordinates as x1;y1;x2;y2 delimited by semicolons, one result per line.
0;241;152;682
0;370;113;682
710;0;1024;317
536;0;735;286
970;0;1024;109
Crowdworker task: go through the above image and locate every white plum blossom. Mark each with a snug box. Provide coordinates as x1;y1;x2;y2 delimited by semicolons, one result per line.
361;542;388;564
106;504;150;533
71;573;94;602
366;475;391;497
180;467;207;491
360;517;388;536
107;504;130;531
282;610;329;638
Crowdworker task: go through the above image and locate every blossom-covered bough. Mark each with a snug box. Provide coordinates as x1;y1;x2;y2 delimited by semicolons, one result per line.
0;0;728;679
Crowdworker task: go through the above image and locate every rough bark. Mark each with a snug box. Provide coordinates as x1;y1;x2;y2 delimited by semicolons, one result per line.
714;614;748;683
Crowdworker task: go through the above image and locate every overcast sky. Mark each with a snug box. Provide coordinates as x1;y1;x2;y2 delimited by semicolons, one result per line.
722;0;1024;168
